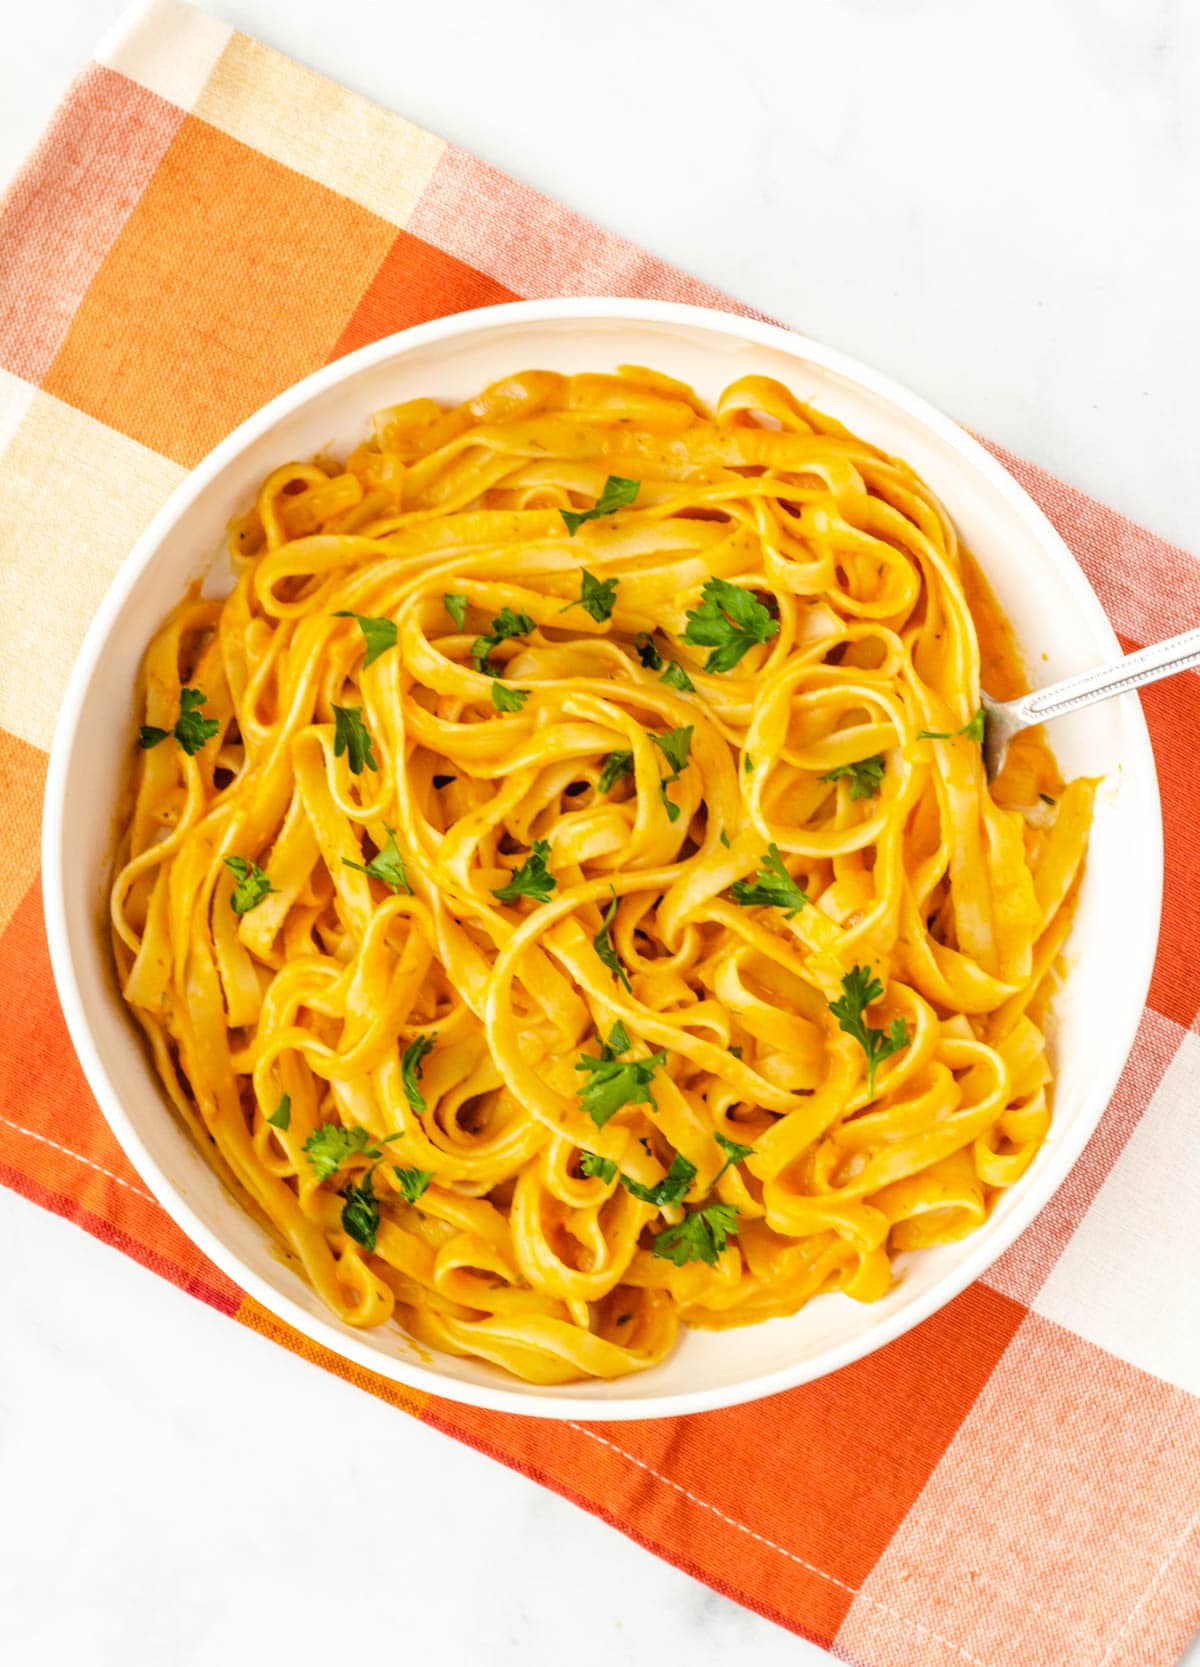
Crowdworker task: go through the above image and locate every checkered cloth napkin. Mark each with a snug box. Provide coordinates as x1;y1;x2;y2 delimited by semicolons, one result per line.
3;3;1199;1660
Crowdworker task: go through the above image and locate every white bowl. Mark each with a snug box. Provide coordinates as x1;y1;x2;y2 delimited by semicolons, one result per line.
42;299;1162;1419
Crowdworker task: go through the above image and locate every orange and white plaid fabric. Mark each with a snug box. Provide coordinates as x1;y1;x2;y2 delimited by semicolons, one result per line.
2;4;1199;1661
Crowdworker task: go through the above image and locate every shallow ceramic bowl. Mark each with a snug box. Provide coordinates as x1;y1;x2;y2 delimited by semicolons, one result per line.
42;299;1162;1419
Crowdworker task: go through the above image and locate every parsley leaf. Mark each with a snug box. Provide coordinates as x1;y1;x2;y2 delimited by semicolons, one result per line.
660;661;695;692
492;838;556;905
401;1032;436;1113
562;568;619;623
469;608;536;676
713;1130;755;1187
560;474;640;536
332;704;378;774
444;593;468;629
730;844;808;917
491;681;530;713
138;687;220;756
681;577;779;673
575;1032;667;1128
819;754;886;801
652;725;693;779
593;887;631;993
303;1122;379;1182
580;1151;618;1183
333;610;397;669
651;1202;739;1266
620;1151;696;1206
634;633;663;669
392;1165;433;1203
340;1168;379;1251
659;781;681;823
598;750;634;793
344;826;412;894
266;1093;291;1131
828;965;910;1096
918;707;986;743
224;855;275;916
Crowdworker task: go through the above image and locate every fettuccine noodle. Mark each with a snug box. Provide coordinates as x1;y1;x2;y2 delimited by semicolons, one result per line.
111;366;1092;1384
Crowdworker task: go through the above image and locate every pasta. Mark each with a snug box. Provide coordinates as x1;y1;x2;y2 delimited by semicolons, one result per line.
110;365;1092;1384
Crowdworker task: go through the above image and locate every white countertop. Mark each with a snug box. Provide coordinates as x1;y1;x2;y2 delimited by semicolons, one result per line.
2;3;1197;1663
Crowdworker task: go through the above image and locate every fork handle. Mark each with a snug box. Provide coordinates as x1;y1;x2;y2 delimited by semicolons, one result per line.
1010;625;1200;727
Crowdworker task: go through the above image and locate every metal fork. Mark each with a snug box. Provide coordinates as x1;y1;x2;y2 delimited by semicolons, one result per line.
981;625;1200;778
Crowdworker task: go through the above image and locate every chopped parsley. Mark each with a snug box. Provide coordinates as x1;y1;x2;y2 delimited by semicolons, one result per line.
560;474;639;536
620;1151;696;1206
730;844;808;917
660;660;695;692
492;838;556;905
344;826;412;894
819;754;886;801
224;855;275;916
401;1032;436;1113
713;1130;755;1186
580;1151;618;1184
829;965;910;1097
652;725;693;779
918;707;986;743
491;682;530;713
392;1165;433;1203
681;577;778;673
333;610;397;668
575;1027;667;1128
444;593;468;629
138;686;219;756
593;887;631;992
562;568;618;622
266;1093;291;1131
634;633;663;669
469;608;536;676
332;704;378;774
340;1169;380;1251
303;1122;381;1182
651;1202;739;1266
598;750;634;793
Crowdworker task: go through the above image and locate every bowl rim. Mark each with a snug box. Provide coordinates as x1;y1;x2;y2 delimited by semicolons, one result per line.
41;296;1163;1420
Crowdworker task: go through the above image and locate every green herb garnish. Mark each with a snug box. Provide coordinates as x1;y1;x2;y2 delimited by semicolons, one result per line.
470;608;536;676
712;1130;755;1187
580;1151;618;1183
634;633;663;669
828;965;910;1097
593;886;631;993
918;707;986;743
681;577;778;673
333;610;397;668
332;704;378;774
224;855;275;916
492;838;556;905
651;1203;739;1266
819;754;886;801
303;1122;380;1182
491;682;530;713
660;661;695;692
138;686;219;756
266;1094;291;1131
560;475;639;537
392;1165;433;1203
562;569;618;623
344;826;412;894
575;1028;667;1128
401;1032;436;1113
340;1169;379;1251
620;1151;696;1206
730;844;808;917
444;593;468;629
598;750;634;793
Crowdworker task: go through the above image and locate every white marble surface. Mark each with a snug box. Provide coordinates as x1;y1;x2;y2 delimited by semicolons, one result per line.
2;2;1198;1663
